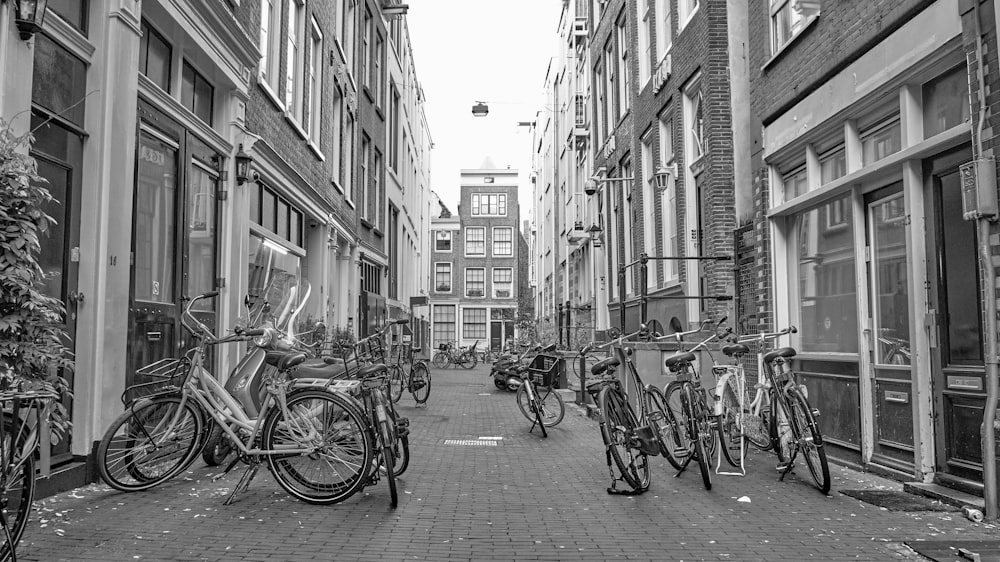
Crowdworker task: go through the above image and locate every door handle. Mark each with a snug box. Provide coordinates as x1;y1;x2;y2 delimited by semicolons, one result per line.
68;291;85;305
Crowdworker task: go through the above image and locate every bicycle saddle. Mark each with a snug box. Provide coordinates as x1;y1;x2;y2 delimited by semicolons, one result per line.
591;356;619;376
357;363;388;379
762;347;796;363
722;344;750;357
664;352;696;369
265;351;308;371
291;359;349;380
412;346;422;353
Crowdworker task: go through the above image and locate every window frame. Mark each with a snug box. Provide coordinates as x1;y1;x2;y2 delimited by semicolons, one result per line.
465;226;486;257
492;226;513;257
462;307;487;339
493;267;513;299
465;267;486;298
307;16;323;144
435;229;453;252
284;0;306;123
434;262;453;293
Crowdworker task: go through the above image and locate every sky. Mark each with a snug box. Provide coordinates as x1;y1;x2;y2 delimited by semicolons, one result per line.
405;1;564;223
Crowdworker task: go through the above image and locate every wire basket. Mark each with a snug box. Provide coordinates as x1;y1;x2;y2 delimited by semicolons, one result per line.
122;356;190;405
528;354;560;388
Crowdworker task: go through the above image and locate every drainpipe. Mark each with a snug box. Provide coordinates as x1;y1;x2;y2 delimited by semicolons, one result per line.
972;0;998;522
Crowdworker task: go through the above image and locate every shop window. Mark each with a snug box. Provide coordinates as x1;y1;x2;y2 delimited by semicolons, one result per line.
181;61;214;125
139;19;172;92
795;194;858;353
861;117;901;166
923;66;970;139
31;34;87;127
819;147;846;184
462;308;487;339
247;233;302;302
783;165;807;200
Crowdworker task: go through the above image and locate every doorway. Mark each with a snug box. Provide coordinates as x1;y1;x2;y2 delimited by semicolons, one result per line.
128;102;220;386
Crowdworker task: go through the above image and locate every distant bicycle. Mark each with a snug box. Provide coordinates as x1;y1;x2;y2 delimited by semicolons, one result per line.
387;341;431;406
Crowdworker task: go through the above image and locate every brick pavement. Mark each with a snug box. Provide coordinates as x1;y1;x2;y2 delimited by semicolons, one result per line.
14;364;1000;561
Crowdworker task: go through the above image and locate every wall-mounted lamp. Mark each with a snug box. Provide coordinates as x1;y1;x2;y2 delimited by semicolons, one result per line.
13;0;48;41
584;166;675;196
235;144;253;185
586;224;603;247
472;101;489;117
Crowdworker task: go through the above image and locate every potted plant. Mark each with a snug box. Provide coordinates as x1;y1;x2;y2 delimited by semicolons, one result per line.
0;119;73;441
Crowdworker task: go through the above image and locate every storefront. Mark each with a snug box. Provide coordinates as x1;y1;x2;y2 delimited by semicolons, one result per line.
763;0;984;486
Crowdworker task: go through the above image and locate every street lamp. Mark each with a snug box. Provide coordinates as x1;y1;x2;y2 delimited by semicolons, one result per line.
13;0;48;40
586;223;603;248
235;144;253;185
585;166;673;196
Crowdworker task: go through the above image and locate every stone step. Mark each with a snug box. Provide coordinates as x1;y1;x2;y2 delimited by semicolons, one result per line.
903;481;985;509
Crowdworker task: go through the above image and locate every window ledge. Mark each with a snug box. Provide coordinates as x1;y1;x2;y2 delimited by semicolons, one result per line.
373;227;383;238
360;217;374;229
762;16;819;71
677;5;700;34
307;139;325;161
363;86;374;103
258;77;284;111
285;113;309;142
331;178;344;194
345;199;356;210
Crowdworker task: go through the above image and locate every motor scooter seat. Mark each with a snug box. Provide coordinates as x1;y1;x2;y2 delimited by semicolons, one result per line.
266;352;307;372
292;360;349;380
591;356;620;376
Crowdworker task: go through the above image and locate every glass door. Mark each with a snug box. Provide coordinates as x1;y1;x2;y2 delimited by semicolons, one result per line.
864;183;915;472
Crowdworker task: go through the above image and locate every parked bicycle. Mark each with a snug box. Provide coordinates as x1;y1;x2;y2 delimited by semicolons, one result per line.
97;278;374;506
511;348;565;437
387;341;431;406
581;325;673;494
431;340;478;369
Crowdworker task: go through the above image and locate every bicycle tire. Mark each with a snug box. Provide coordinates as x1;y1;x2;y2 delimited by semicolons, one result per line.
535;386;566;427
788;388;831;494
409;362;431;404
770;391;792;465
431;352;449;369
598;387;650;491
201;421;235;467
263;389;372;505
386;400;410;477
716;378;747;468
387;365;405;404
0;413;35;562
644;385;683;470
97;395;204;492
684;384;713;490
382;441;398;508
662;381;693;469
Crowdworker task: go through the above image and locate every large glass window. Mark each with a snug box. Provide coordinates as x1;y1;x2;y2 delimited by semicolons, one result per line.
465;268;485;297
462;308;487;339
188;161;218;310
923;66;970;139
466;227;486;256
181;61;214;125
432;304;456;348
939;171;983;364
796;193;858;353
819;147;846;185
32;34;87;127
247;232;301;298
492;227;513;256
134;130;178;303
861;117;901;166
139;20;172;92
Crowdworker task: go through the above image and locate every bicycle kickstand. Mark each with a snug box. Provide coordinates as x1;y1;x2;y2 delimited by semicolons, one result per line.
223;459;262;506
778;448;798;481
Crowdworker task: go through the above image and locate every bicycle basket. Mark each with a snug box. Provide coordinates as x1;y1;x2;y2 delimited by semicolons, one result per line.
528;354;560;387
122;356;190;405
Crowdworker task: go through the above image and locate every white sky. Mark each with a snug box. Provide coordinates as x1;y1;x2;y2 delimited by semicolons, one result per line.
405;1;564;223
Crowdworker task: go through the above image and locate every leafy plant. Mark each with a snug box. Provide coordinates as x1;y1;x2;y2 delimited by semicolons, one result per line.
0;119;73;443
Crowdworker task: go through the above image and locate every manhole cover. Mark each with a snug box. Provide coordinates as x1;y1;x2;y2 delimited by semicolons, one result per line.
442;439;498;446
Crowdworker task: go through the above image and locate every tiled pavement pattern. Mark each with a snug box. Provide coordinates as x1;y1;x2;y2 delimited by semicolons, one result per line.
15;365;1000;561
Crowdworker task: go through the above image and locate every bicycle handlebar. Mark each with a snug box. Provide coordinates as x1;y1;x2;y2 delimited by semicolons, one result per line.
734;325;797;344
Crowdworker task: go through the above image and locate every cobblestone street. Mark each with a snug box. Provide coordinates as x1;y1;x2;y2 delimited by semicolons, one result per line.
15;365;1000;561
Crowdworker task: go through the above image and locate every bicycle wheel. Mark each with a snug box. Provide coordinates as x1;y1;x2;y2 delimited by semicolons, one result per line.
0;414;35;562
387;365;405;404
662;382;693;469
386;400;410;477
263;389;373;505
534;386;566;427
770;392;793;465
431;351;448;369
716;378;747;468
788;388;831;494
201;421;235;467
409;362;432;404
598;387;650;491
97;395;204;492
644;386;683;471
684;384;713;490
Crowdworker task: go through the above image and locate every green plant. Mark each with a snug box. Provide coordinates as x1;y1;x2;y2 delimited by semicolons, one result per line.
0;119;73;441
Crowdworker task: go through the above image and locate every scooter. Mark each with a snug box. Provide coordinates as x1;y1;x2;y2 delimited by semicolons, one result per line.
490;344;555;392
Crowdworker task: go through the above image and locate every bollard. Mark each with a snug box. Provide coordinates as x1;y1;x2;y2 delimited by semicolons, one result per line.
578;353;587;406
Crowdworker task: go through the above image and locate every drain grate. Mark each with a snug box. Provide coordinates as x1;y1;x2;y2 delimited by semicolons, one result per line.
442;439;498;446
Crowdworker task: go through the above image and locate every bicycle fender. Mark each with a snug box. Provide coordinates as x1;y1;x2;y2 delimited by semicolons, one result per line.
712;373;731;416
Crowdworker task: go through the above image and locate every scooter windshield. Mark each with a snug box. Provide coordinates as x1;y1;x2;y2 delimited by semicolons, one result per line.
247;273;311;333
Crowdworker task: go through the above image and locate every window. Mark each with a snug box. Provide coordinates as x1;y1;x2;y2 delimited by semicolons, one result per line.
374;33;384;106
466;227;486;256
361;135;371;220
492;227;513;256
259;0;281;92
923;66;970;138
249;183;304;246
462;308;487;339
433;304;456;349
50;0;89;35
343;0;356;74
139;19;172;91
617;14;630;118
796;194;857;353
638;0;652;85
435;230;453;251
32;34;87;127
655;0;672;62
472;193;507;216
181;61;213;125
465;268;485;297
783;165;808;199
678;0;698;29
594;62;606;143
285;0;305;121
621;160;634;294
389;85;400;170
826;196;848;229
493;268;513;298
659;112;678;282
605;40;617;124
641;132;656;287
770;0;818;55
861;117;901;166
689;91;704;161
331;85;343;186
819;147;846;184
363;8;372;89
373;149;382;226
307;18;323;143
344;114;355;203
435;263;452;292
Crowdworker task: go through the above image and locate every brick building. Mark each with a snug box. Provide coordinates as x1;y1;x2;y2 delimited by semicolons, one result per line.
747;0;1000;497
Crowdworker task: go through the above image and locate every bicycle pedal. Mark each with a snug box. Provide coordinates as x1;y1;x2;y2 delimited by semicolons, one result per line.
776;462;794;472
397;417;410;428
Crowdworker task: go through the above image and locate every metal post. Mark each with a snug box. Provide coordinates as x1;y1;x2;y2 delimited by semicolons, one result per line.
557;303;564;348
639;253;649;326
979;219;998;521
578;352;587;406
565;301;572;348
618;264;626;332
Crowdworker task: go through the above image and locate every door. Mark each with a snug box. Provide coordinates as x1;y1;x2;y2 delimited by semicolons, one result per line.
864;183;915;472
128;102;219;386
926;148;985;483
30;114;83;463
490;321;502;354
